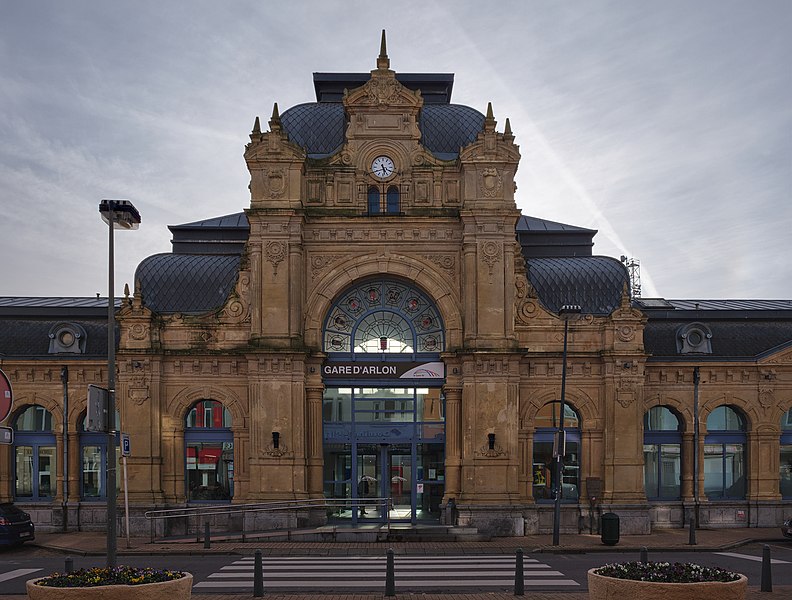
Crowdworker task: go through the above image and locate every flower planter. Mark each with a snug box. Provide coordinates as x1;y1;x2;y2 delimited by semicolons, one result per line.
587;568;747;600
26;573;192;600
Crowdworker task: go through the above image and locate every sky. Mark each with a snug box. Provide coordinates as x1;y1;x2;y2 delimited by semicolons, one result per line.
1;1;790;300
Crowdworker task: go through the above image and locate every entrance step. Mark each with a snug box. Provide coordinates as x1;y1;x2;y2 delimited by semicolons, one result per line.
383;524;488;542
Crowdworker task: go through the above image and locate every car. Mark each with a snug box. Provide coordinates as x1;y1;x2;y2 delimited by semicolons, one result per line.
0;502;35;546
783;518;792;538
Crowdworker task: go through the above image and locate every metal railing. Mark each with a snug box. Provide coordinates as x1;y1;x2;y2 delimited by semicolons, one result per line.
144;497;392;543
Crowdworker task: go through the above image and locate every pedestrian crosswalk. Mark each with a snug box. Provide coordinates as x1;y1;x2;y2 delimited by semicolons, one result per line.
0;568;42;583
193;554;580;591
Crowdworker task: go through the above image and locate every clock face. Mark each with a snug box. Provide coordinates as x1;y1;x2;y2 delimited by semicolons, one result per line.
371;155;395;179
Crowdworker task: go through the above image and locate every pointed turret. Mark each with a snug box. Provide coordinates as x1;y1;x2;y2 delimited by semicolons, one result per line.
504;117;514;143
252;116;261;135
376;29;390;70
269;102;281;131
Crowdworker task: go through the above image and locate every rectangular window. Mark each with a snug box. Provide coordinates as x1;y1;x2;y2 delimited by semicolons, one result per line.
187;442;232;501
37;446;56;498
643;444;659;498
533;439;579;501
82;445;103;498
704;443;745;499
15;446;34;497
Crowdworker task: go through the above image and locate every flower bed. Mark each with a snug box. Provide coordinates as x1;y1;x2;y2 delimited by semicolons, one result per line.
588;561;746;600
26;566;192;600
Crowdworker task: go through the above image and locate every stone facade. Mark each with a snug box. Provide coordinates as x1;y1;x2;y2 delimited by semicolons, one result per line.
1;38;790;537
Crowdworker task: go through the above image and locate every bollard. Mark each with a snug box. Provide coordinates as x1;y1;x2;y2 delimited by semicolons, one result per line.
385;548;395;597
688;516;696;545
761;544;772;592
514;547;524;596
204;521;211;549
253;549;264;597
64;557;74;573
640;546;648;564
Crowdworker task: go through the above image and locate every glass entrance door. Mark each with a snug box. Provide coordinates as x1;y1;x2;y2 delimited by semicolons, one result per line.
388;445;413;521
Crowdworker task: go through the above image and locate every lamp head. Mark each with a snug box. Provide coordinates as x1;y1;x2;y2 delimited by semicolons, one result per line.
99;199;141;230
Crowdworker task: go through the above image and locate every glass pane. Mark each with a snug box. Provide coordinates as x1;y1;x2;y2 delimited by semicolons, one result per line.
186;401;231;428
356;444;382;520
15;446;34;497
323;443;351;518
38;446;56;497
562;441;580;501
532;439;578;501
643;444;659;498
386;186;399;213
186;442;233;501
535;402;579;428
416;389;444;422
389;445;412;519
707;406;744;431
660;444;681;498
782;409;792;431
368;186;380;214
354;311;414;353
323;389;352;422
781;445;792;497
15;406;53;431
82;445;103;498
704;444;723;498
416;444;444;521
644;406;680;431
723;444;745;498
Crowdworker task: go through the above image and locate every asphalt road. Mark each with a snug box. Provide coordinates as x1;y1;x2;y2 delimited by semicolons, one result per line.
1;542;790;595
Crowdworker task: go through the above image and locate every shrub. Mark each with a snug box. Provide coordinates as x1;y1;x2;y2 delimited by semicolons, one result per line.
35;566;186;588
594;561;740;583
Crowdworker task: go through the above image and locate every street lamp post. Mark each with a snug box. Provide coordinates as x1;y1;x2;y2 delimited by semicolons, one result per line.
99;199;140;568
552;304;582;546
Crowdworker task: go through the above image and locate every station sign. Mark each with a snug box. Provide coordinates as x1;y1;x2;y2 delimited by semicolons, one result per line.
321;361;444;380
0;368;13;423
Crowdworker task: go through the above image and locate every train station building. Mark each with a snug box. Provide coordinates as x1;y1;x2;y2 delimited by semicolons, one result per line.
1;37;791;537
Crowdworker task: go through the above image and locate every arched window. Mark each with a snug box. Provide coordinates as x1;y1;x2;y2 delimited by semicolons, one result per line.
704;405;747;499
643;406;682;500
532;402;580;502
386;186;400;214
323;279;444;355
367;186;380;215
78;411;120;500
185;400;233;502
781;408;792;498
13;406;56;500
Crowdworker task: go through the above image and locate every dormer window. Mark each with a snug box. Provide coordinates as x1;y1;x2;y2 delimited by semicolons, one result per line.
676;322;713;354
48;323;87;354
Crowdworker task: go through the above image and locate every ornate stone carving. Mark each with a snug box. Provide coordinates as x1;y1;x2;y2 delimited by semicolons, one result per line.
265;241;287;276
263;442;290;458
617;325;635;342
758;387;775;409
481;241;502;277
480;167;503;198
267;168;286;198
129;323;148;341
475;441;505;458
422;254;455;277
515;274;539;325
616;378;638;408
367;78;400;105
310;254;349;279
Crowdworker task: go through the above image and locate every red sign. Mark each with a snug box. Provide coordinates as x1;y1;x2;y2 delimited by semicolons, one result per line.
0;369;12;423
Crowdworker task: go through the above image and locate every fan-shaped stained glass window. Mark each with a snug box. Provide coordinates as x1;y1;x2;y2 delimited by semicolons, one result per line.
323;279;444;354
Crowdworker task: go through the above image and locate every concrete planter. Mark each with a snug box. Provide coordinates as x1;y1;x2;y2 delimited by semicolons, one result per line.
26;573;192;600
587;569;747;600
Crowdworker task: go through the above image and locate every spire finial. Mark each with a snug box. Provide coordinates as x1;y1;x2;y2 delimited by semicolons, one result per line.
484;102;496;132
376;29;390;70
269;102;281;132
252;116;261;135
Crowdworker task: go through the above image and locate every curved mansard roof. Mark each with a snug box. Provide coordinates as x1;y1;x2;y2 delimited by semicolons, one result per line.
280;102;485;159
526;256;630;316
136;253;241;314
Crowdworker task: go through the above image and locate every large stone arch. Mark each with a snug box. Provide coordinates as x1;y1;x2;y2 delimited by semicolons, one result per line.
644;393;690;431
304;253;463;350
10;395;62;431
520;388;597;430
166;385;246;431
700;396;755;434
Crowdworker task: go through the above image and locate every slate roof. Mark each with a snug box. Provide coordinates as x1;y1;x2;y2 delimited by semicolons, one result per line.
526;256;629;316
135;254;241;314
280;102;484;160
0;317;110;358
638;298;792;360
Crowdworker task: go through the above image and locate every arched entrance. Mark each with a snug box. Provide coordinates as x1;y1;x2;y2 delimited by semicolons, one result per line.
321;278;446;525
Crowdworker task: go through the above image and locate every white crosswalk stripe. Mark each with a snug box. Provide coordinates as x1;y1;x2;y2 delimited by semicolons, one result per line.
193;554;580;591
0;568;42;583
714;551;791;564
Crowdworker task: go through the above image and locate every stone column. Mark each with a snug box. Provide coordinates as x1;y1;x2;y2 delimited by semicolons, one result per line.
306;383;325;497
443;384;462;501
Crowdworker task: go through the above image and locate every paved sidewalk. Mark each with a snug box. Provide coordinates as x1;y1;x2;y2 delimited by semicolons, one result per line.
2;527;789;599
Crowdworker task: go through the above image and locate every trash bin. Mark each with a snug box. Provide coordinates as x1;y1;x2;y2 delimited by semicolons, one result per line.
601;512;619;546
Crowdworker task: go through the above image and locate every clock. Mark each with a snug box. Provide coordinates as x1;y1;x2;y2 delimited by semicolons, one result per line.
371;155;395;179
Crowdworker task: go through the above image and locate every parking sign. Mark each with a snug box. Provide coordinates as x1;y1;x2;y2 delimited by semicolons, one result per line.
121;432;131;457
